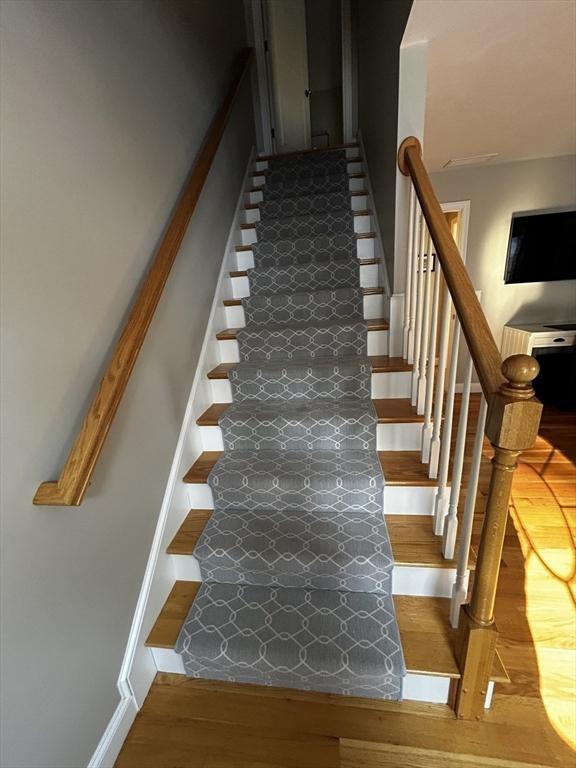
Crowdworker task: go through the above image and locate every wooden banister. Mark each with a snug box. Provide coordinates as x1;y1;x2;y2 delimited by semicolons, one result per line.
34;48;253;507
398;137;505;399
398;136;543;720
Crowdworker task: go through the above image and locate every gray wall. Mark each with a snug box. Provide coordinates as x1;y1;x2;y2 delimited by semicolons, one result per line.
431;156;576;352
0;2;253;766
355;0;413;286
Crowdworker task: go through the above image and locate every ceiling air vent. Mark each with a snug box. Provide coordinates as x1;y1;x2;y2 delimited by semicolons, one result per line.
443;153;498;168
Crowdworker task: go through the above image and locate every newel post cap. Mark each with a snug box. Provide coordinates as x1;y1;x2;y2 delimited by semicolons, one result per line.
398;137;422;175
500;354;540;400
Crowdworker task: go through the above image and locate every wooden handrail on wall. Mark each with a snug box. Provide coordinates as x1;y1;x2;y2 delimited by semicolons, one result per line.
398;136;543;720
34;49;253;507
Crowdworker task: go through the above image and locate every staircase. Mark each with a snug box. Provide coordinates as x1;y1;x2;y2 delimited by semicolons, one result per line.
143;145;509;706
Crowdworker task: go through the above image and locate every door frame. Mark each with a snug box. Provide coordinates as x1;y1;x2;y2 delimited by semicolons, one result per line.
246;0;355;154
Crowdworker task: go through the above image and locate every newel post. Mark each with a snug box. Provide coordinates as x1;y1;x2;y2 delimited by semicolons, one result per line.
454;354;542;720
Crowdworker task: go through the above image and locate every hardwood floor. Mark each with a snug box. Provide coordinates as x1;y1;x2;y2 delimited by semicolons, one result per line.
116;401;576;767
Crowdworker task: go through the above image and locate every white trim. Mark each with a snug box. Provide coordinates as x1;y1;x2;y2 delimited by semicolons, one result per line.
341;0;355;143
245;0;275;154
87;696;138;768
357;130;392;298
440;199;471;263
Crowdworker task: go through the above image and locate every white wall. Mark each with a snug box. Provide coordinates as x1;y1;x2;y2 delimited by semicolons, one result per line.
430;155;576;351
0;2;254;767
355;0;413;287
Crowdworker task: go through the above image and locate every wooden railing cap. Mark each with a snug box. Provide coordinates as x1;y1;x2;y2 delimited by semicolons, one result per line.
398;136;422;176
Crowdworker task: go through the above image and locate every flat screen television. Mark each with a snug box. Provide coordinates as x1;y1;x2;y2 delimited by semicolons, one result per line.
504;209;576;284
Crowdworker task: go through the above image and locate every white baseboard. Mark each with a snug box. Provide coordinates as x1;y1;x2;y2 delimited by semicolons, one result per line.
357;130;391;299
87;696;138;768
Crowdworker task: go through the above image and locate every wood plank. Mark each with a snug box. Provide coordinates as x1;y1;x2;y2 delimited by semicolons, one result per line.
370;356;412;373
257;143;359;162
183;452;222;484
387;515;477;569
379;451;438;486
224;286;384;306
196;403;229;426
206;358;412;381
145;581;201;648
33;49;254;507
167;510;212;555
374;398;422;423
216;318;388;340
207;362;236;380
197;399;423;427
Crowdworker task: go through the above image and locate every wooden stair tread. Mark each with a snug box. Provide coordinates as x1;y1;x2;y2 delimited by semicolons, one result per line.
374;398;421;423
387;516;477;569
207;356;411;380
146;581;507;682
206;363;236;380
167;510;212;555
216;318;388;340
379;451;438;487
369;356;412;373
240;210;371;229
257;143;359;162
183;452;222;483
234;233;375;249
197;399;422;427
260;158;364;174
186;450;437;486
223;286;384;305
230;256;381;269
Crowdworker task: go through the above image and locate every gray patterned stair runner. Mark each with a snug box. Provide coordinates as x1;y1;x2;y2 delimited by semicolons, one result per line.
176;148;405;698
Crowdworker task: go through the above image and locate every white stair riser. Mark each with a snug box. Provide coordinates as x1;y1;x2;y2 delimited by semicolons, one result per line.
187;483;441;520
251;161;362;188
217;329;388;364
198;420;423;453
229;263;380;298
147;650;469;707
224;293;385;328
170;554;464;600
235;240;375;270
210;369;412;404
243;194;369;224
384;485;446;516
393;565;460;598
248;176;366;203
241;212;371;244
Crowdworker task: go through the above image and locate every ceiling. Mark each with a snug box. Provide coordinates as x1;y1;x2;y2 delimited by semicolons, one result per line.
403;0;576;171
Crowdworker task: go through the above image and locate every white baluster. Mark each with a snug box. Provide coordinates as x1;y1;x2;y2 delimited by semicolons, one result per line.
411;220;427;404
433;320;461;534
450;396;488;628
407;207;421;364
403;187;416;359
442;349;473;559
428;283;452;478
416;240;433;414
421;257;441;462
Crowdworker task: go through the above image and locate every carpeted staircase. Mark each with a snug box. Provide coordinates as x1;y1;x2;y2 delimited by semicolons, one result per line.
175;149;406;699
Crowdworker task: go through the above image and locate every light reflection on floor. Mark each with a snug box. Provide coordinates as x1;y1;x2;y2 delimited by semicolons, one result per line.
509;435;576;750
